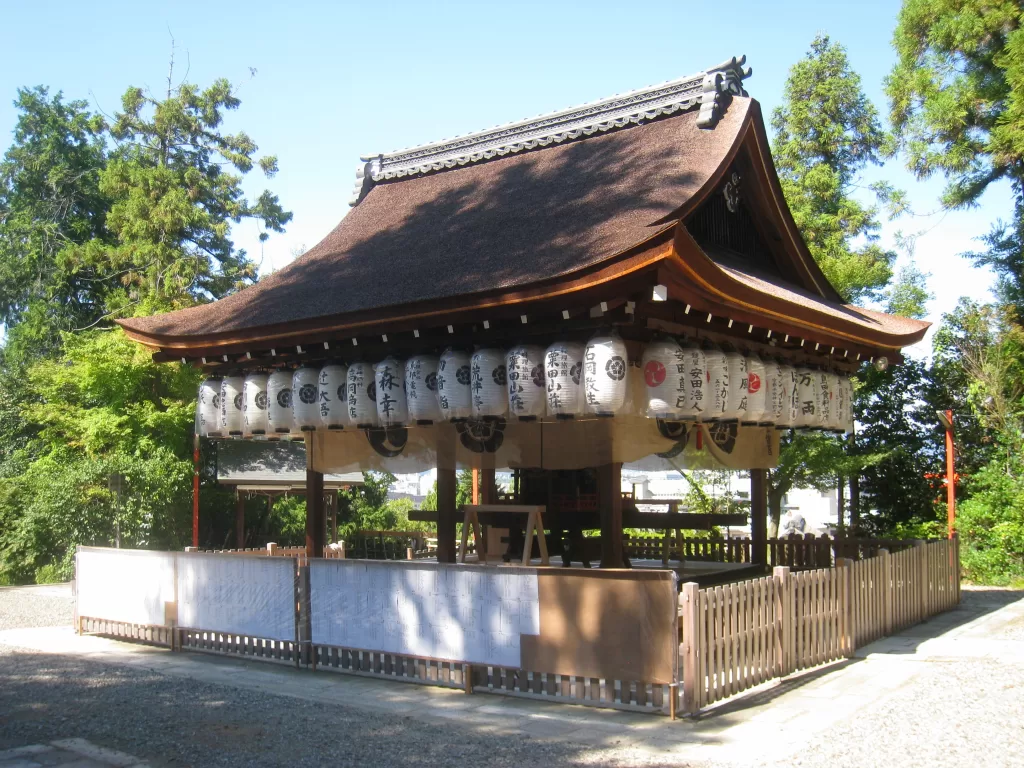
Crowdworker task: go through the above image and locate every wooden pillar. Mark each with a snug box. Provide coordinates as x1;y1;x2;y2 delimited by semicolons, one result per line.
436;425;457;563
750;469;768;567
235;492;246;549
305;468;325;559
597;462;624;568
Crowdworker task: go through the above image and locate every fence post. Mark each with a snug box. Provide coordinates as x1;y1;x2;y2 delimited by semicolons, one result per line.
680;582;700;716
267;542;278;556
913;540;927;622
879;549;892;636
773;566;793;676
835;558;853;657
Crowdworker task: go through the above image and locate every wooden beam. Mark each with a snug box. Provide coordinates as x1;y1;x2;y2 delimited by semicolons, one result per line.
597;462;624;568
750;469;768;566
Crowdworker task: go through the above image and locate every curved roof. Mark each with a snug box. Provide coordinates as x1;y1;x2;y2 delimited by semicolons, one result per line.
118;59;928;360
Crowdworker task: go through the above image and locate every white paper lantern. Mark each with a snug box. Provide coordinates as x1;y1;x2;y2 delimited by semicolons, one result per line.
506;345;547;420
375;357;407;427
830;373;847;432
743;352;767;425
318;364;348;429
677;340;707;421
198;378;221;437
405;355;441;424
583;333;629;416
844;377;856;434
794;367;819;429
544;341;584;419
817;371;837;431
347;362;379;427
776;365;798;430
267;370;294;434
243;373;269;435
471;348;508;419
437;348;472;422
641;337;686;419
291;368;320;432
703;344;730;421
764;358;787;426
219;376;244;436
722;347;748;422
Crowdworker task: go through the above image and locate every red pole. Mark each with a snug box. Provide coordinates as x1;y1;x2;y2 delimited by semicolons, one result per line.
192;434;200;549
945;410;956;539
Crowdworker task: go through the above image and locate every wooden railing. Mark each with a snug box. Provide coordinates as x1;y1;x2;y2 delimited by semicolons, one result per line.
679;537;960;715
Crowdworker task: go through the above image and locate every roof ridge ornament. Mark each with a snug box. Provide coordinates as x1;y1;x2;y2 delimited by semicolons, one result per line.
349;55;752;206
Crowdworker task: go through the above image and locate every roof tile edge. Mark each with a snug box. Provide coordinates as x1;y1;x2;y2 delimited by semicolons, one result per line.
349;55;752;206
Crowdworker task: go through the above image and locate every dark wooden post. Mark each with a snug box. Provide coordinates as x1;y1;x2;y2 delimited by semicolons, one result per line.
305;468;325;559
235;492;246;549
597;462;624;568
436;425;457;563
750;469;768;567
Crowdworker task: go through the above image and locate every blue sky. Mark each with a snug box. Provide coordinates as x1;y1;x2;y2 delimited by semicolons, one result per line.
0;0;1010;355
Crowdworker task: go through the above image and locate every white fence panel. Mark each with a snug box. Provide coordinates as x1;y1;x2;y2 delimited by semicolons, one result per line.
309;559;540;668
76;547;176;627
177;553;296;642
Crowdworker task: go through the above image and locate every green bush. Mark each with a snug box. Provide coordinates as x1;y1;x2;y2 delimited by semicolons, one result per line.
34;563;61;584
956;463;1024;585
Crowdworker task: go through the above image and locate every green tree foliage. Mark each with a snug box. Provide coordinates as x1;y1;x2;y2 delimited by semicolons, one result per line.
888;1;1024;310
0;330;202;583
69;69;291;317
0;87;110;361
772;34;901;303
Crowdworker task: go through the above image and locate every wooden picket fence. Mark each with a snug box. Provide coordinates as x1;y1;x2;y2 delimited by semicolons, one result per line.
678;537;960;714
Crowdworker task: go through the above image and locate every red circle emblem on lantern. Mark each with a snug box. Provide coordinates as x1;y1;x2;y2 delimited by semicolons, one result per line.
644;360;667;387
748;372;761;393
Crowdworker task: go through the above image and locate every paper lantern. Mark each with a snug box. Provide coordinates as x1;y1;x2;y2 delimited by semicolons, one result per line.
267;370;294;434
775;365;798;430
722;347;748;422
318;364;348;429
830;373;847;432
405;355;441;424
243;373;269;435
506;345;546;420
743;352;767;425
219;376;244;436
794;367;818;429
471;348;508;419
843;377;856;434
763;358;786;426
375;357;408;427
198;378;222;437
583;333;629;416
291;367;320;432
437;348;472;422
703;343;730;421
347;362;379;427
641;337;686;419
544;341;584;419
677;340;707;421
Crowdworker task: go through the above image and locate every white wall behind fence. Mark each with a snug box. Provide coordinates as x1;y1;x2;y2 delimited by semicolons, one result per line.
310;560;540;668
76;547;176;627
177;554;296;642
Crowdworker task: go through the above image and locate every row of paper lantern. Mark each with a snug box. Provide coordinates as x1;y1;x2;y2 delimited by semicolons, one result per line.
196;334;854;437
640;337;853;433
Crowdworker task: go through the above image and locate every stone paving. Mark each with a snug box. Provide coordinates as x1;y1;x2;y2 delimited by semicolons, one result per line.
1;586;1022;766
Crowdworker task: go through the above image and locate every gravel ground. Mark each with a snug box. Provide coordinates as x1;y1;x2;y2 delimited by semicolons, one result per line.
0;584;74;630
0;585;685;768
2;585;1022;768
